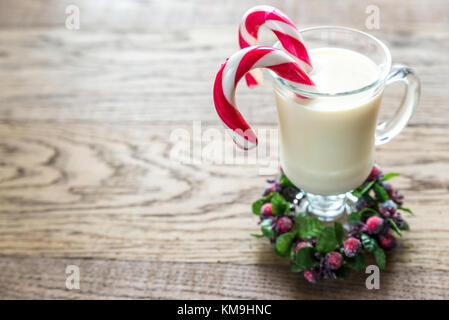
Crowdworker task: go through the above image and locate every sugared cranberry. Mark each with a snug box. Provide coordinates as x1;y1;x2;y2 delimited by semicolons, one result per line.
378;233;396;249
379;200;397;218
260;203;272;216
294;241;312;254
381;182;404;205
277;217;293;233
382;182;393;197
392;213;404;229
325;252;343;270
282;186;299;203
343;237;362;257
367;164;383;181
366;216;384;234
355;196;372;211
304;269;317;283
263;184;277;196
392;193;404;206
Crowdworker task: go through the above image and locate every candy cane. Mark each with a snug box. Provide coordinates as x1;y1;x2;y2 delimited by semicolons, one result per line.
239;5;313;88
213;46;315;150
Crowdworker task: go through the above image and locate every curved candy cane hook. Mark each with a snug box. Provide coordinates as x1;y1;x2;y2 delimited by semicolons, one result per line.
238;5;313;88
213;46;315;150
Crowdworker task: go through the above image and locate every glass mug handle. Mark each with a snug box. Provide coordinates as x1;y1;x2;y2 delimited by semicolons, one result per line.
375;64;421;146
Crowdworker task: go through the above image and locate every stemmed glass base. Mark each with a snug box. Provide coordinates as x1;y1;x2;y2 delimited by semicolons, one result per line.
295;191;358;223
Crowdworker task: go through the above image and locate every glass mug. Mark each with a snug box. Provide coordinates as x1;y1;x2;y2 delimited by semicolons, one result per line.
268;27;421;221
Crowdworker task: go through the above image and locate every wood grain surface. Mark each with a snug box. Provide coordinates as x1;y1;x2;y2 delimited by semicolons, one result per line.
0;0;448;299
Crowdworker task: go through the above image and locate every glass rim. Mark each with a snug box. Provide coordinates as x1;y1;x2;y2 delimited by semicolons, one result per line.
268;26;392;97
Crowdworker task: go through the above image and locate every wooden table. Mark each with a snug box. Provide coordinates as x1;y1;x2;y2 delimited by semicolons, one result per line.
0;0;448;299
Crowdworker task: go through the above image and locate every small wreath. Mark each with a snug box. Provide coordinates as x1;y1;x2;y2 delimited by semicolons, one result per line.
251;164;413;283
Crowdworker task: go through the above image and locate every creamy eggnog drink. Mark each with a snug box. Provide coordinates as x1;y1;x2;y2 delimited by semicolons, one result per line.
266;26;420;221
274;47;382;195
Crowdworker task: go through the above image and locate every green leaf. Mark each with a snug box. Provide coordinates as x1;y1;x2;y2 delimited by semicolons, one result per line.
352;190;362;198
291;262;303;273
373;183;390;202
374;247;386;269
316;227;338;254
344;254;366;270
359;207;380;218
381;172;401;181
361;233;378;253
399;220;410;231
270;192;290;216
260;219;275;238
294;247;318;271
348;211;362;224
289;242;296;262
387;218;402;237
250;233;264;238
280;171;296;188
353;181;375;198
252;199;265;215
360;180;376;196
251;193;274;215
352;181;375;198
294;214;324;239
334;222;346;245
275;232;296;257
398;206;415;216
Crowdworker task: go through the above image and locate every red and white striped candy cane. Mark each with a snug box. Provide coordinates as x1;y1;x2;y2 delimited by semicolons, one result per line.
213;45;315;150
238;5;313;88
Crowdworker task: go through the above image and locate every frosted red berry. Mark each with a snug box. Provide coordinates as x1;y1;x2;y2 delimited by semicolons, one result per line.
325;252;343;270
294;241;312;254
392;192;404;205
304;269;317;283
382;182;393;197
263;184;277;196
367;164;382;181
355;196;371;211
385;184;404;206
379;200;397;218
366;216;384;234
378;233;396;249
260;203;272;216
343;237;362;257
277;217;293;233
